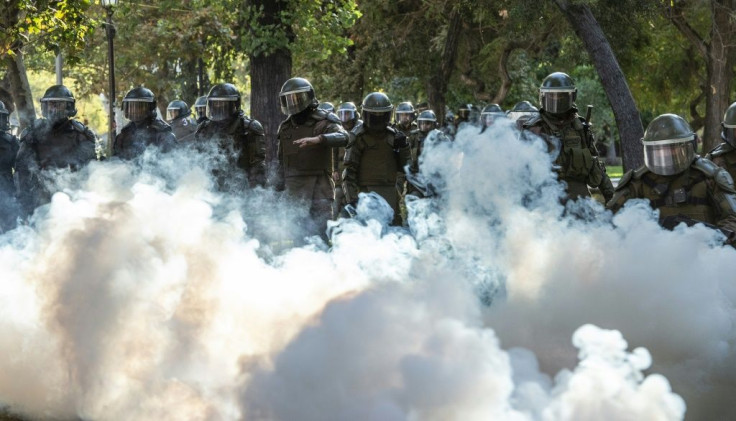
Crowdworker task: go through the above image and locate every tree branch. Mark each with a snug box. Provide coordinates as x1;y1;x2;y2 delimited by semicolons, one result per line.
662;4;708;58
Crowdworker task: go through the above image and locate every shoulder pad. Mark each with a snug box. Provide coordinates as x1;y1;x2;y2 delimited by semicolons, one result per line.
351;122;365;137
633;165;649;179
247;118;265;136
707;142;735;158
692;156;721;178
522;114;543;129
311;108;329;121
151;119;172;132
70;120;86;132
614;169;636;191
386;126;398;135
572;116;585;131
325;112;341;125
714;167;736;194
410;128;421;136
20;127;31;141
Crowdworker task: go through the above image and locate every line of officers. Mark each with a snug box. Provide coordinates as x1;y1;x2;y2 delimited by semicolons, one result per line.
1;71;736;243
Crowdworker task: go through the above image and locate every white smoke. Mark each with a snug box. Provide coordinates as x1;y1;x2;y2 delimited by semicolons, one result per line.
0;120;730;420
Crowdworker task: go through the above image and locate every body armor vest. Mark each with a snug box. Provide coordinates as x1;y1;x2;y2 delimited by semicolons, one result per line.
31;120;95;169
115;118;173;160
279;116;331;177
639;169;714;223
358;130;399;186
539;114;595;183
0;132;18;193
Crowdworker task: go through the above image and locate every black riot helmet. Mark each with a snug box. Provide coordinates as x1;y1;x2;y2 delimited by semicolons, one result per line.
361;92;393;130
394;101;416;127
642;114;696;176
166;99;191;122
317;102;335;113
123;87;157;123
41;84;77;123
507;101;539;124
539;72;577;115
279;77;316;116
480;103;505;127
457;103;473;121
0;100;9;131
721;101;736;148
337;102;359;124
194;96;208;120
416;109;437;133
207;83;241;122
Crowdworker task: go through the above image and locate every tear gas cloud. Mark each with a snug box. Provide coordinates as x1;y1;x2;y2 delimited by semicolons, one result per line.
0;122;732;420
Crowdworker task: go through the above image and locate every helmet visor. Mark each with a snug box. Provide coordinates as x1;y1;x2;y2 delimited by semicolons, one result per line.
166;108;181;121
481;113;496;127
41;100;73;122
208;99;237;121
0;112;8;131
279;91;312;115
457;109;470;120
418;120;435;133
396;112;413;126
541;91;574;114
364;111;391;130
643;140;694;176
338;109;355;123
123;101;153;122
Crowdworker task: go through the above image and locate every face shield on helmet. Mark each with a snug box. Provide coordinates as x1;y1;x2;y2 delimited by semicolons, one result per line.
643;136;695;176
539;90;575;114
123;100;154;123
418;120;435;132
722;125;736;148
279;89;314;116
364;111;391;129
457;108;470;120
481;113;499;127
0;112;8;132
207;99;237;122
396;112;414;126
41;98;75;123
338;109;355;123
166;108;181;121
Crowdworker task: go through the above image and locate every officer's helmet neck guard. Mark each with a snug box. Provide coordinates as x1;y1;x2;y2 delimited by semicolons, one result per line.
642;113;696;176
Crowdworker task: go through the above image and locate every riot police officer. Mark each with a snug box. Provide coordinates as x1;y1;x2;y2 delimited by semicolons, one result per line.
166;99;197;142
0;100;20;230
275;77;349;236
195;83;266;188
705;101;736;180
405;109;447;198
479;103;505;132
393;102;417;137
607;114;736;238
333;101;363;219
523;72;614;202
114;87;177;160
507;101;539;129
15;85;97;216
194;95;208;124
342;92;411;225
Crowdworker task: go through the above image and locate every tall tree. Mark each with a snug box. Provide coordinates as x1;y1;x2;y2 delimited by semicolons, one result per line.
552;0;645;171
663;0;736;152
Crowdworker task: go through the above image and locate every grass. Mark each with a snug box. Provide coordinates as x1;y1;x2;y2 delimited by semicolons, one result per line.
607;165;623;179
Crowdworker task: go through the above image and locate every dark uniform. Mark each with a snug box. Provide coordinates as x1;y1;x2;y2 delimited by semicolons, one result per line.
342;92;411;226
405;110;447;198
333;102;363;219
607;114;736;237
16;119;96;216
194;96;208;125
166;100;197;143
523;72;614;202
276;78;349;235
0;100;20;230
195;83;266;188
114;87;177;160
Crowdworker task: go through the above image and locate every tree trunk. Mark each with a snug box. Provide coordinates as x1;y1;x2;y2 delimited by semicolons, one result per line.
491;42;521;105
701;0;735;152
247;0;293;171
427;6;463;126
553;0;644;171
4;45;36;131
181;58;199;108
